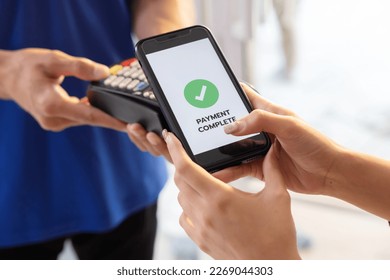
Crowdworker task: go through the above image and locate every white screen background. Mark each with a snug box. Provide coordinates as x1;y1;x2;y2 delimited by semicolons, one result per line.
147;38;254;155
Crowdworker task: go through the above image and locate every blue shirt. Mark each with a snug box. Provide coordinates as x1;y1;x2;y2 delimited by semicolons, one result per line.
0;0;167;247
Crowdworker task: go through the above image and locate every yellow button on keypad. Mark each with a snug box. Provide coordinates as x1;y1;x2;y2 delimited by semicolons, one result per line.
109;64;123;75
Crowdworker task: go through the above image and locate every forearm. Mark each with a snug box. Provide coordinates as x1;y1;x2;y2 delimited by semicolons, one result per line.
132;0;195;39
325;148;390;220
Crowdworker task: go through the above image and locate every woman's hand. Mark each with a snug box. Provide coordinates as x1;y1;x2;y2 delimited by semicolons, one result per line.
164;131;300;259
216;83;343;196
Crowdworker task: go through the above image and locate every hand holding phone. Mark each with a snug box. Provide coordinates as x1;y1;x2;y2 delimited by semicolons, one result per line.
136;25;270;172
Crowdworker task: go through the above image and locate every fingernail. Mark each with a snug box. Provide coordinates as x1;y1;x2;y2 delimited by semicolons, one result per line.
148;135;160;146
162;129;170;142
126;123;132;132
94;64;109;78
126;123;144;137
224;121;240;134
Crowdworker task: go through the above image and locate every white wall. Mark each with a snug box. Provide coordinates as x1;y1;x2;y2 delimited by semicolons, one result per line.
194;0;262;83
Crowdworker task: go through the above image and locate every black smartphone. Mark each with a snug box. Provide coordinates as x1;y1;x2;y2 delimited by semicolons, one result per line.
136;25;270;172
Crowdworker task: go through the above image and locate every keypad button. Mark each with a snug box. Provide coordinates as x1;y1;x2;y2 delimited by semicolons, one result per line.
138;74;146;81
103;75;116;86
130;69;143;79
126;80;140;91
134;81;148;91
110;76;125;88
109;64;123;75
98;58;158;105
124;67;138;77
121;58;137;66
130;60;140;68
117;66;129;76
118;78;132;89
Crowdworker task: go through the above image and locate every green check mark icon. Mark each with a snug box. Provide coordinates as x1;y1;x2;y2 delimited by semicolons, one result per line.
184;79;219;108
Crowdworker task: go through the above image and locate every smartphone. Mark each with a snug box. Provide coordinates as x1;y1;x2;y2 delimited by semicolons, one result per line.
135;25;270;172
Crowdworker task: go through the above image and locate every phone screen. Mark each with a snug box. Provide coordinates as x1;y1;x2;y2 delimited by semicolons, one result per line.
146;38;260;156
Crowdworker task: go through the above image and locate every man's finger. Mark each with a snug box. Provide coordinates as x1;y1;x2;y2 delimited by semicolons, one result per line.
58;101;126;131
146;132;172;162
127;124;149;151
43;50;109;81
37;116;79;132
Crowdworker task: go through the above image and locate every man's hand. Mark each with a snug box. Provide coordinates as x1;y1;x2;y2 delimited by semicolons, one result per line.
126;123;172;162
0;48;126;132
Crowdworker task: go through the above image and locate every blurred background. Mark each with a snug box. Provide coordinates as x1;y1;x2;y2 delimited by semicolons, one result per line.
61;0;390;260
153;0;390;260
